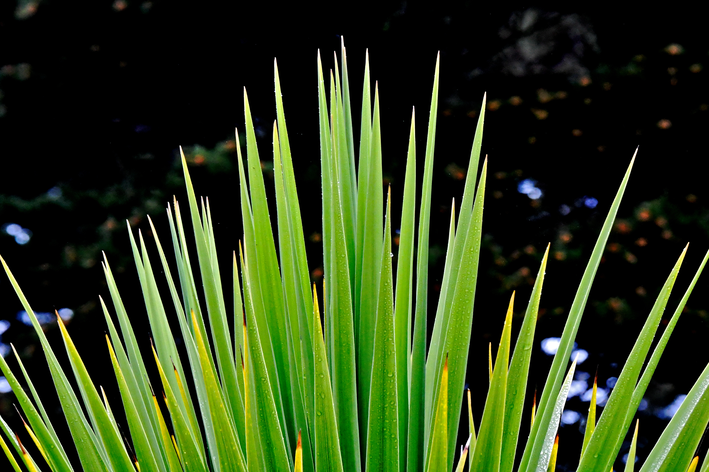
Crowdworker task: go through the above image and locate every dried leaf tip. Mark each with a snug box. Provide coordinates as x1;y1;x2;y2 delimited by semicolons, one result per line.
13;405;27;426
462;434;471;453
630;146;638;165
15;433;26;454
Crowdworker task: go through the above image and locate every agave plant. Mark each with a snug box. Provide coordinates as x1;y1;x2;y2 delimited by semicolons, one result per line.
3;40;709;472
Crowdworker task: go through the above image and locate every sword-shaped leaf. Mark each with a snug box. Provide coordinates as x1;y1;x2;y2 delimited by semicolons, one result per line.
55;314;135;472
639;358;709;472
152;346;207;472
426;94;485;448
519;153;636;472
1;257;108;472
312;286;345;472
582;373;598;458
394;108;416;472
408;53;440;472
501;246;549;472
365;188;399;472
534;358;577;472
0;431;23;472
426;356;448;472
469;292;514;472
427;158;487;471
578;246;687;471
624;420;639;472
105;334;162;472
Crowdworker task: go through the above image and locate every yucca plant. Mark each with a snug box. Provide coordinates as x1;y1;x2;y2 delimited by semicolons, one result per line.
2;40;709;472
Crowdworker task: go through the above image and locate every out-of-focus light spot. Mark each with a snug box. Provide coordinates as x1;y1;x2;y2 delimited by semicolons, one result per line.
47;186;62;200
622;453;638;465
665;43;684;55
15;232;30;245
636;286;647;296
568;380;588;398
531;109;548;120
638;399;649;411
528;136;536;144
609;298;624;312
58;308;74;321
541;337;561;355
559;232;572;243
445;163;466;181
572;129;583;137
583;197;598;209
686;194;697;203
615;221;631;233
4;223;23;236
657;395;686;419
571;349;589;364
113;0;128;11
579;76;591;86
537;89;552;103
0;320;9;335
17;310;54;326
518;179;543;200
2;223;32;245
606;377;618;388
576;371;590;381
561;410;581;425
541;337;576;356
509;96;522;106
15;2;38;20
554;251;566;261
0;343;9;358
559;204;571;215
487;100;501;111
0;376;11;393
690;63;703;73
657;119;672;129
635;238;648;247
582;387;609;405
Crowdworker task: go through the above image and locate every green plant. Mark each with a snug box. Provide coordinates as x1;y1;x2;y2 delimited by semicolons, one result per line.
2;40;709;472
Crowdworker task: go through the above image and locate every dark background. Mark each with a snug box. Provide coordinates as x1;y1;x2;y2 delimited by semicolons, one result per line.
2;2;709;470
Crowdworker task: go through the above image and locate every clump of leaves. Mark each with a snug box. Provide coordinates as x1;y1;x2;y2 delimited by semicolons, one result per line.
2;40;709;472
